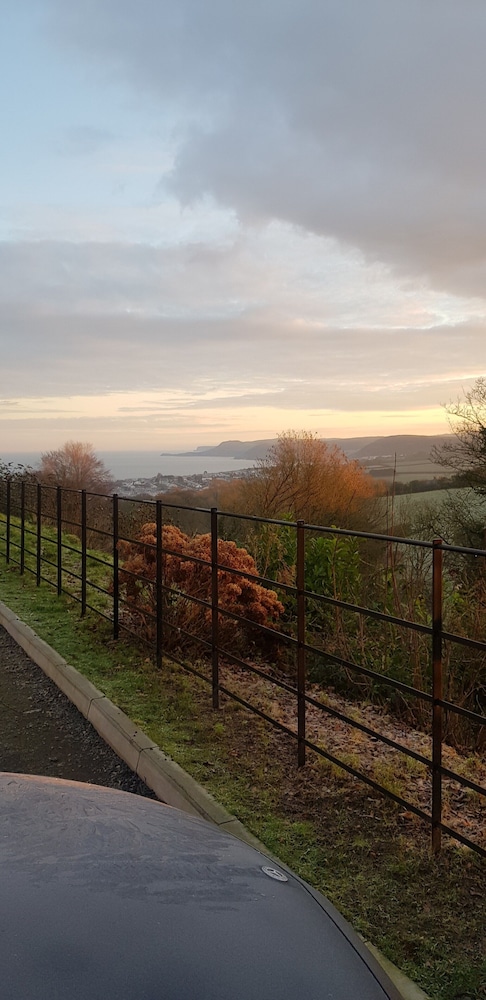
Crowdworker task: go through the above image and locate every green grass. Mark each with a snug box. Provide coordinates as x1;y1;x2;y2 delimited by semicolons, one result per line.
0;548;485;999
374;486;481;520
0;515;113;613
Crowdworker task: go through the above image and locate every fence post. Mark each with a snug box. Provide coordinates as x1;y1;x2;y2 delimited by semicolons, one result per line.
20;481;25;575
56;486;62;596
211;507;220;709
156;500;163;669
432;538;443;854
81;490;87;616
113;494;119;640
36;483;42;586
297;519;306;767
6;478;11;564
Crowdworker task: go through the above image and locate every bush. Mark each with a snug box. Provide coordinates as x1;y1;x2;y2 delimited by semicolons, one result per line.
117;522;284;654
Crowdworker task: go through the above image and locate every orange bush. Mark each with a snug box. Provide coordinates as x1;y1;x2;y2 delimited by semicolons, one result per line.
241;430;382;527
118;522;283;653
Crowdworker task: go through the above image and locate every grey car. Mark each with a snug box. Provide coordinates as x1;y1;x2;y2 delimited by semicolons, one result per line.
0;772;403;999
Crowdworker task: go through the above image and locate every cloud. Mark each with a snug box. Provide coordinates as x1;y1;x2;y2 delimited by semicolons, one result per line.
2;226;484;329
3;2;486;451
1;279;484;413
43;0;486;297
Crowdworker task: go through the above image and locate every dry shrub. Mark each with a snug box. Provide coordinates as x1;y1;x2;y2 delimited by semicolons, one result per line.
118;522;284;653
241;429;382;527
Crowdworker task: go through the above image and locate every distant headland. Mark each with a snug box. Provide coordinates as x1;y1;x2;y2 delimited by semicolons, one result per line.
161;433;452;464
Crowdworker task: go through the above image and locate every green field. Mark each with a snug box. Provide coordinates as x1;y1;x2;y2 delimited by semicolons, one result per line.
374;487;484;535
366;458;448;482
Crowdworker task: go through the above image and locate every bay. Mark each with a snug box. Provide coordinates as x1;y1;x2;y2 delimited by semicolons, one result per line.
1;451;257;481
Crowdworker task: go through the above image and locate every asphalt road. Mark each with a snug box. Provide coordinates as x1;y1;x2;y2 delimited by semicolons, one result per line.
0;624;155;796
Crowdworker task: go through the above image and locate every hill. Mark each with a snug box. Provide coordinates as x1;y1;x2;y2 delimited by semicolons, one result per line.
166;434;453;468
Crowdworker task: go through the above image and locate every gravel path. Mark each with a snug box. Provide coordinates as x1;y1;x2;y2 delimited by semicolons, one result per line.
0;625;155;797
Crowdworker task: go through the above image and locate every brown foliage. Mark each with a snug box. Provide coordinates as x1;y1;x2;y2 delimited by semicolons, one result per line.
118;522;284;652
240;430;381;526
38;441;113;492
161;478;247;511
154;479;250;542
35;441;113;542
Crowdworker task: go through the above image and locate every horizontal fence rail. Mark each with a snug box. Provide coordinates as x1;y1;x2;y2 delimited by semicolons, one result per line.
0;478;485;858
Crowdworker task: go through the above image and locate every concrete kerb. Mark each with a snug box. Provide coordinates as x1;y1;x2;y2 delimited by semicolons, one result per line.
364;944;429;1000
0;600;428;1000
86;697;158;775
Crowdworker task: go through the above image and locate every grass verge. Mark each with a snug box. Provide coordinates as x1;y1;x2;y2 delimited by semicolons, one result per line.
0;560;485;1000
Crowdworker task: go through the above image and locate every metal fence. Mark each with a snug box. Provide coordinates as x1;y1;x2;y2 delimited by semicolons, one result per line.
0;478;485;857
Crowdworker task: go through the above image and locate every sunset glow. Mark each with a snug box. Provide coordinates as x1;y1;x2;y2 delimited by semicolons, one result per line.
1;3;485;453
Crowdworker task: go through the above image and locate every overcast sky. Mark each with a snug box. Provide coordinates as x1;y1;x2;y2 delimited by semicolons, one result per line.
1;0;485;452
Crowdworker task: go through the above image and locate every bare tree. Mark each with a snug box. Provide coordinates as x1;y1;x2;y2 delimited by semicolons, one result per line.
38;441;113;493
432;379;486;496
241;430;380;527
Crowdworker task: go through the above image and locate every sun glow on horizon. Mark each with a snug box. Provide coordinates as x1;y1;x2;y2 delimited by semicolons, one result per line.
0;386;450;452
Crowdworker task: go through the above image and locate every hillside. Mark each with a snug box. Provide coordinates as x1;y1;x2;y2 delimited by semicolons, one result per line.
166;434;453;471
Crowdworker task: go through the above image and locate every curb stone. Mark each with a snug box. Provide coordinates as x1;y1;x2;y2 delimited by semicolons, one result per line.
0;600;429;1000
364;944;429;1000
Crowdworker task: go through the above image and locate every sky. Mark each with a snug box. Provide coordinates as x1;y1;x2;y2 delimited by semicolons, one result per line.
1;0;485;453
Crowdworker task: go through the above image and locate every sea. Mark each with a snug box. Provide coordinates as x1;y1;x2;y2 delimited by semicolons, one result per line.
2;451;257;481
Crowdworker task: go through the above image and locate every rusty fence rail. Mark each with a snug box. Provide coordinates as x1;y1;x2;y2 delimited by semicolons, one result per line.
0;478;485;857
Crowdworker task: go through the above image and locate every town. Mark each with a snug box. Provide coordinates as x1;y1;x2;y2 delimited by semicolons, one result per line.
113;467;255;498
